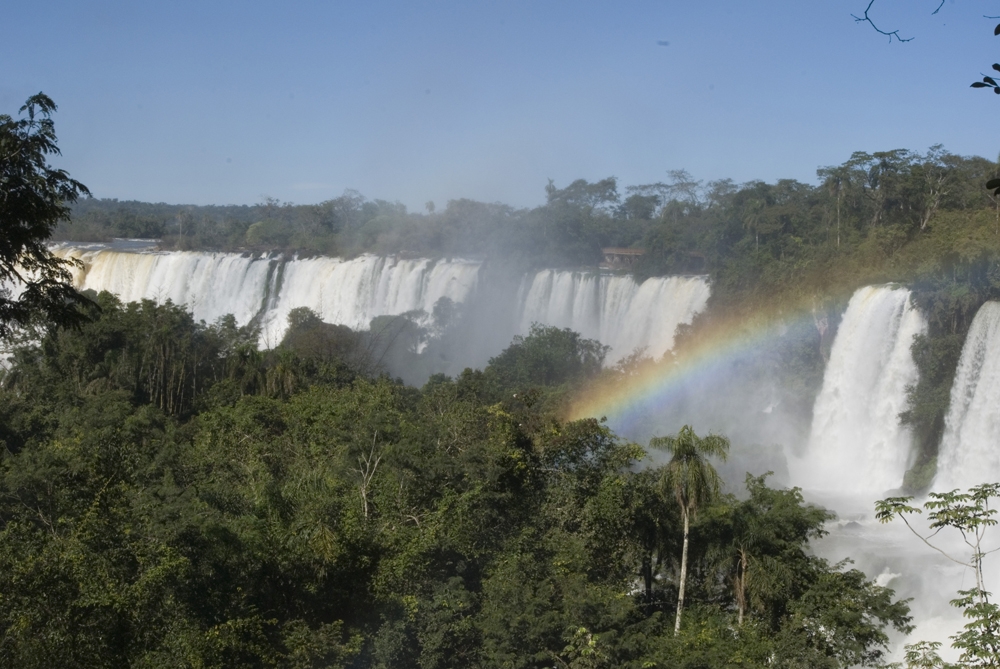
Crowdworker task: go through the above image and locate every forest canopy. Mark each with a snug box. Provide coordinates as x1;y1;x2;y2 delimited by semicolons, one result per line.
6;93;994;666
0;294;915;667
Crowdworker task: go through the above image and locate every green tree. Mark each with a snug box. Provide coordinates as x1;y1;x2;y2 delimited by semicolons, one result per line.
484;324;609;398
877;483;1000;667
0;93;91;339
650;425;729;634
817;164;850;248
728;473;833;627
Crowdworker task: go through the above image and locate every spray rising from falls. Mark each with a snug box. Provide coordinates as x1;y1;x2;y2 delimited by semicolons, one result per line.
793;285;926;495
258;255;482;347
518;270;710;362
54;245;709;370
934;302;1000;491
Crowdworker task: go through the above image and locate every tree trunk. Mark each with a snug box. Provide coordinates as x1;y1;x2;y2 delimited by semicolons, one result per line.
737;547;747;627
836;196;841;248
642;553;653;601
674;509;690;635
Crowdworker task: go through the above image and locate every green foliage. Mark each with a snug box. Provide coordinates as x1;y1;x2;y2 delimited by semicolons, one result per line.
894;640;953;669
483;323;610;401
878;484;1000;666
949;591;1000;668
0;93;91;338
728;474;834;627
652;426;729;517
280;306;368;373
0;291;916;666
651;425;729;634
777;564;912;667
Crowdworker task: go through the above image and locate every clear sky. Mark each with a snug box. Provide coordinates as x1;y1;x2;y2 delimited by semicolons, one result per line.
4;0;998;210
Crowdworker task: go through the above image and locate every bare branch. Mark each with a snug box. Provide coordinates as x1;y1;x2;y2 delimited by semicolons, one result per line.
931;0;945;15
898;514;973;568
852;0;914;42
354;432;382;519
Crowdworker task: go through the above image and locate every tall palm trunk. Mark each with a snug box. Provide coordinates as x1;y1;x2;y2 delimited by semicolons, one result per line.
736;547;748;626
674;508;690;634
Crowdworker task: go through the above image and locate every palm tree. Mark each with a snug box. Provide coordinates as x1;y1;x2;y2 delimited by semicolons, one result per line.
730;500;790;627
650;425;729;635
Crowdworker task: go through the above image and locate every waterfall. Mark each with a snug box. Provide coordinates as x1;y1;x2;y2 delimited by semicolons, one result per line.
52;244;710;372
54;245;277;327
517;269;711;362
257;255;482;347
934;302;1000;491
794;285;926;495
56;245;482;345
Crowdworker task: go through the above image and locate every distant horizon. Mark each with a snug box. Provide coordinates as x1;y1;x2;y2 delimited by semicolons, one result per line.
70;139;994;212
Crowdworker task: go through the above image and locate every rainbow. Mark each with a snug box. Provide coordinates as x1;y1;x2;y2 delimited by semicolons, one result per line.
566;300;837;436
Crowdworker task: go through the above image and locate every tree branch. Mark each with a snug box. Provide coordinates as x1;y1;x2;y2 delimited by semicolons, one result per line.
852;0;914;42
898;513;973;568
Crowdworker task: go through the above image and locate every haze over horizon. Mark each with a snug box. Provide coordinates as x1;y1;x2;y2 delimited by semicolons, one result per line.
4;0;997;210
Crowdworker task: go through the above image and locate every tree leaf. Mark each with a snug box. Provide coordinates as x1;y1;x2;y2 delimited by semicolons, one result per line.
971;82;991;88
994;23;1000;35
984;76;998;86
992;64;1000;73
986;179;1000;190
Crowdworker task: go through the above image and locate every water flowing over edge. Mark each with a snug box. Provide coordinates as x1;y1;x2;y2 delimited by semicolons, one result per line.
517;269;710;362
792;285;925;496
52;244;710;368
935;302;1000;491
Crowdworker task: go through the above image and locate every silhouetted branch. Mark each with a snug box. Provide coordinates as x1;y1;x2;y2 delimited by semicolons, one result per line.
852;0;913;42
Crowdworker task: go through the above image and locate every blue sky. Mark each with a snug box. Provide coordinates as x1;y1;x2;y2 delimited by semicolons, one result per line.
4;1;998;209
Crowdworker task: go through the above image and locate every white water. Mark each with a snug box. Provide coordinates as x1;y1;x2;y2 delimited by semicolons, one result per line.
517;269;710;362
935;302;1000;491
790;286;973;662
52;245;709;366
804;492;969;665
56;246;276;326
793;285;925;495
258;255;482;346
55;245;481;346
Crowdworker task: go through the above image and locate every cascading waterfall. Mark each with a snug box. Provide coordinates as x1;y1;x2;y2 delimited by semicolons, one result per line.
55;245;482;347
258;255;482;346
793;285;926;495
52;245;709;367
934;302;1000;491
54;245;277;326
517;269;711;362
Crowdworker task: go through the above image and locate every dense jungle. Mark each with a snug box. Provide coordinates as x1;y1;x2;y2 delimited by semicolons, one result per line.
5;93;1000;667
56;145;1000;491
